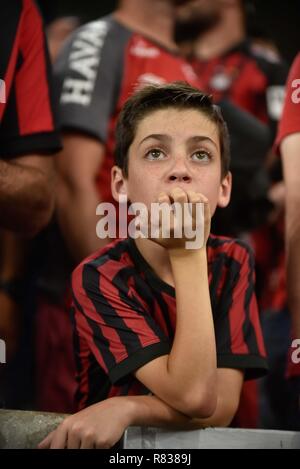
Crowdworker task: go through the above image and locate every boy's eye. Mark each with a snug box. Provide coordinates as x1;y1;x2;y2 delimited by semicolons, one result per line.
145;149;165;160
191;150;211;162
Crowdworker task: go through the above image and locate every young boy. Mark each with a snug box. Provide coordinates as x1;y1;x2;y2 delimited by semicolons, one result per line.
39;82;268;449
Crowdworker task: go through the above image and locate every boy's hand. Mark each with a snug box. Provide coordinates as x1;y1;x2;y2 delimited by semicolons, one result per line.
149;187;211;251
38;398;131;449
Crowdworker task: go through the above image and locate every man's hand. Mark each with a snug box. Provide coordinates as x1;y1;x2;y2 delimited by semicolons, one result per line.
148;187;211;252
38;397;132;449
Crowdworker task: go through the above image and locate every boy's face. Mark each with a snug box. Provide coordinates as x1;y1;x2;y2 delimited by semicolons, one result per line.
112;108;231;216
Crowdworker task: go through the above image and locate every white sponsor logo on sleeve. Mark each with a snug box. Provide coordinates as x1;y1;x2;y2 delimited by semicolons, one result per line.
266;85;286;120
130;40;160;58
181;64;198;83
61;21;110;106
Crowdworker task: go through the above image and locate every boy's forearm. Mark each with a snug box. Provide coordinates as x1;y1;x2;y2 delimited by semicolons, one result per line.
124;394;227;430
166;248;217;403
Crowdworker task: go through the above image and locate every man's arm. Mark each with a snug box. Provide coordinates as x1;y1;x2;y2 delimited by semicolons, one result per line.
56;132;107;262
39;368;243;449
0;155;54;236
281;132;300;339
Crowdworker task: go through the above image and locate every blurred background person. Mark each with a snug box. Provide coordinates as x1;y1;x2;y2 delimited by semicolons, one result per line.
174;0;288;429
274;53;300;430
174;0;287;210
0;0;61;408
47;16;80;63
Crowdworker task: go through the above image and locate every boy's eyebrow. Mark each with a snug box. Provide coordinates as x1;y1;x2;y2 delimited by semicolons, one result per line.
189;136;219;150
139;134;171;146
139;134;219;150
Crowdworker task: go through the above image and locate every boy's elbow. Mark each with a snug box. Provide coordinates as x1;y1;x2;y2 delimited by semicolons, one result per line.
181;388;218;419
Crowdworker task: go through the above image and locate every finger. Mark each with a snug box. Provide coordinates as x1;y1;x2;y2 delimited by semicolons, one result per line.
204;200;211;222
38;431;54;449
159;205;175;238
169;189;188;233
49;424;69;449
186;191;203;223
170;187;188;205
187;191;201;204
189;192;208;204
67;430;82;449
155;194;172;236
80;437;95;449
157;192;171;204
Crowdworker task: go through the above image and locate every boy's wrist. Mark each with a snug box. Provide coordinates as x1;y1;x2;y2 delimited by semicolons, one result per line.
113;396;142;427
120;396;152;427
169;248;208;282
168;246;207;262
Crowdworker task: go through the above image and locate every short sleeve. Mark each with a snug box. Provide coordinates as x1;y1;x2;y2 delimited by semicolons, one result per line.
275;53;300;152
0;0;61;157
265;59;289;125
214;242;268;380
72;258;171;385
53;17;131;143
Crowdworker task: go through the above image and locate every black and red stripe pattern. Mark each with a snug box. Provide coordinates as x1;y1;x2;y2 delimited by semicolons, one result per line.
0;0;61;157
71;235;268;410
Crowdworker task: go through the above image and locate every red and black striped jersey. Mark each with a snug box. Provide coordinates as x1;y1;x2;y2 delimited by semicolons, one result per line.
71;235;268;410
276;53;300;151
192;40;288;130
0;0;61;157
193;41;288;315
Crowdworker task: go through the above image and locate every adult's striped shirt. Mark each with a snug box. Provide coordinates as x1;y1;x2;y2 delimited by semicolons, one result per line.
0;0;61;157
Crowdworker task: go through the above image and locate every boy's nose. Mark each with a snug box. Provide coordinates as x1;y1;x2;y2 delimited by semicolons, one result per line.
168;164;192;183
167;154;192;183
168;172;191;183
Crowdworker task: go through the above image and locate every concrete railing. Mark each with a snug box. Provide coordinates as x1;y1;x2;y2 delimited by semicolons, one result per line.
0;410;300;449
0;410;66;449
125;426;300;449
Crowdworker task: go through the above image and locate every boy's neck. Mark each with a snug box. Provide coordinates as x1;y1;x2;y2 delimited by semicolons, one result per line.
113;1;178;52
135;238;175;288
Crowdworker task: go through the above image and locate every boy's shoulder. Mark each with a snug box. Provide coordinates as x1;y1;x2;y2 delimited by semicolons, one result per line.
208;233;254;264
72;238;133;285
71;235;254;291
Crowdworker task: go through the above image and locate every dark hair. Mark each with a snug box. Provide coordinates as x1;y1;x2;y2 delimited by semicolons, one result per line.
115;81;230;178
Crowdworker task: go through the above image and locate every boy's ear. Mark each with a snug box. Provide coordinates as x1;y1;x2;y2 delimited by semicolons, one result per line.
111;166;128;202
217;171;232;208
